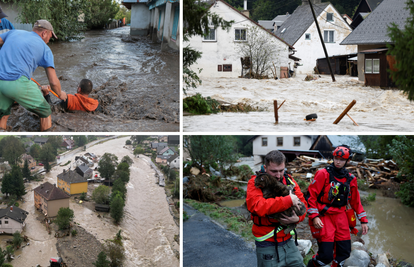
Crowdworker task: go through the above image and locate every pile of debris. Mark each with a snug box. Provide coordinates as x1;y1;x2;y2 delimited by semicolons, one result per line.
286;156;401;193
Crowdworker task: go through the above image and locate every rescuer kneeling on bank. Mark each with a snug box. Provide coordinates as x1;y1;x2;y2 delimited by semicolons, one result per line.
307;145;369;267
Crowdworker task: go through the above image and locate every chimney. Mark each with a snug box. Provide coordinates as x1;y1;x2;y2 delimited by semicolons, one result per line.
242;0;250;17
10;206;13;212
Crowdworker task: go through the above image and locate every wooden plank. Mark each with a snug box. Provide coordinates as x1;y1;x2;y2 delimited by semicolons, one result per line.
333;100;357;124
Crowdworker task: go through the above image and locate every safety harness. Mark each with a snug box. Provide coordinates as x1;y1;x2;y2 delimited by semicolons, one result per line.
317;166;355;216
250;173;299;262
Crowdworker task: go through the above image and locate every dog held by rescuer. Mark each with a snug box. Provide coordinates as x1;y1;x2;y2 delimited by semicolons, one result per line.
255;172;307;234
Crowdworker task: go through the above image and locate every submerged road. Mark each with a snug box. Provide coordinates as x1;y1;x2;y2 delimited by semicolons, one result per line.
183;204;256;267
6;27;179;132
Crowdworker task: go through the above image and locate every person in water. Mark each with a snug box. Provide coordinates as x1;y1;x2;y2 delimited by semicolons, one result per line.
44;78;102;112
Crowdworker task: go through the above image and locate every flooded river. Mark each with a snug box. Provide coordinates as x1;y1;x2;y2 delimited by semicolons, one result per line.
7;27;179;132
11;136;179;267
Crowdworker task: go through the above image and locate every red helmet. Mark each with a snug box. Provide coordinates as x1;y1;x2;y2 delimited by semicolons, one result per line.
333;145;352;159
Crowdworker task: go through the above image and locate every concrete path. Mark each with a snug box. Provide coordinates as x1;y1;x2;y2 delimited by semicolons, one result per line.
183;204;257;267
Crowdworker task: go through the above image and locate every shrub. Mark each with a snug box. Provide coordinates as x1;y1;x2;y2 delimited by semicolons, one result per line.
357;179;369;191
366;193;376;202
183;93;220;115
71;229;78;236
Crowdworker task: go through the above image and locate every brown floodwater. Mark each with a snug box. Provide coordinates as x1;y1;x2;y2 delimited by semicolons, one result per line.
9;136;179;267
6;27;179;132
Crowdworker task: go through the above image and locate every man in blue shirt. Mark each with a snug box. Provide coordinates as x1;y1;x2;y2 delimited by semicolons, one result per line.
0;7;15;34
0;19;67;131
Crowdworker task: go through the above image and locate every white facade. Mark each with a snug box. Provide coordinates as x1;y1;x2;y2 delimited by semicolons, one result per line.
0;217;25;234
252;135;314;165
293;4;356;74
169;157;180;169
186;0;290;78
130;4;151;36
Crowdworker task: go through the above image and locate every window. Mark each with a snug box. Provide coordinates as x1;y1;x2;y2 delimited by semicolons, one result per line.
373;59;380;73
235;29;246;41
327;13;334;21
0;221;2;225
323;30;334;43
203;28;216;41
294;137;300;146
277;137;283;146
223;64;232;72
365;59;373;73
305;33;311;40
5;221;8;225
262;137;268;146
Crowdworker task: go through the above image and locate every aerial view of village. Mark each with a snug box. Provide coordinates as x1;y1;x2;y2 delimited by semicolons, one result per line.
183;135;414;267
183;0;414;132
0;135;180;267
0;0;179;132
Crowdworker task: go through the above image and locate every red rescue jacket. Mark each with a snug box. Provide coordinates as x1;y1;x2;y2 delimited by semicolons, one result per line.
246;174;307;242
67;93;99;112
307;168;368;223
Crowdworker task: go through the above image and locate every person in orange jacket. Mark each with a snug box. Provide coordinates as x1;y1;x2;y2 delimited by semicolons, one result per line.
246;150;307;267
307;145;369;267
43;78;101;112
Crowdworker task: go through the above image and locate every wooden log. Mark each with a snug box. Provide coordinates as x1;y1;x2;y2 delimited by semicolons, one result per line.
333;100;357;124
346;113;359;126
356;168;363;180
278;100;286;110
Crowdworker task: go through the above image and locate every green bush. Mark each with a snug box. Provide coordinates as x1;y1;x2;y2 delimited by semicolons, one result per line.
183;161;192;176
71;229;78;236
238;165;254;181
357;179;369;191
183;93;220;115
366;193;376;202
396;181;414;207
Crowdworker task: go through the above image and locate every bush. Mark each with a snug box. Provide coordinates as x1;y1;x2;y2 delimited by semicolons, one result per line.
366;193;376;202
396;181;414;207
238;165;254;181
71;229;78;236
183;161;192;176
80;192;87;201
357;179;369;191
125;140;132;145
183;93;220;115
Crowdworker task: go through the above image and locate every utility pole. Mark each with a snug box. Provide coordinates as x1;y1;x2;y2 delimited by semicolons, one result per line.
308;0;335;82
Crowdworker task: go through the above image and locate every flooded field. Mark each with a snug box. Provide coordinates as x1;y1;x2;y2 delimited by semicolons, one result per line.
6;27;179;132
9;137;179;267
183;75;414;132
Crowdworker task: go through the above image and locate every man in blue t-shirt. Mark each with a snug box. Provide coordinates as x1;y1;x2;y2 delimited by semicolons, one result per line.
0;19;67;132
0;7;15;34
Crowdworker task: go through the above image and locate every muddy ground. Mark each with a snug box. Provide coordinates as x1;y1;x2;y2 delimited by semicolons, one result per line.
4;27;179;132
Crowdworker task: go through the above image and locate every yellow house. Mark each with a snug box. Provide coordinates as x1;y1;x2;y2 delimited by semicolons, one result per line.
57;169;88;195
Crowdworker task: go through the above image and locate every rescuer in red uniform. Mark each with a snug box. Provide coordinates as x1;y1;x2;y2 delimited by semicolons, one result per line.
307;145;369;267
246;150;307;267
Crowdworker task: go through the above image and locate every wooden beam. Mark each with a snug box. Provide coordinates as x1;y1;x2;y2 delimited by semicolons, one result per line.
274;100;278;123
333;100;357;124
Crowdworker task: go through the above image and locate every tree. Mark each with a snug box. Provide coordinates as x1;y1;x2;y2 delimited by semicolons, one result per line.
74;135;88;147
29;144;41;160
98;153;118;179
120;155;133;166
84;0;119;29
388;0;414;100
114;170;129;184
133;147;145;156
110;193;124;224
55;207;74;230
184;135;238;172
169;169;177;181
12;231;23;249
4;0;88;41
125;140;132;145
5;245;13;262
114;5;131;24
388;136;414;207
88;135;98;142
22;159;31;181
40;143;56;173
104;241;125;267
131;136;148;145
0;247;5;266
47;136;62;154
183;0;233;93
92;185;111;205
93;251;111;267
1;165;26;198
112;178;127;200
235;25;284;78
0;136;25;165
117;162;130;174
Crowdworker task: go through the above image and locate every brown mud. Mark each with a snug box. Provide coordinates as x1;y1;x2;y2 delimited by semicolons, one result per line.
4;27;179;132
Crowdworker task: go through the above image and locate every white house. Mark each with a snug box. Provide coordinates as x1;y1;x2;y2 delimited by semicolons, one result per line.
251;135;320;165
167;154;179;169
0;206;29;234
275;0;357;74
186;0;293;78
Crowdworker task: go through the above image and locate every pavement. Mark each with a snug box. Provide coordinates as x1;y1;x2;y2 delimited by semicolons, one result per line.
183;203;257;267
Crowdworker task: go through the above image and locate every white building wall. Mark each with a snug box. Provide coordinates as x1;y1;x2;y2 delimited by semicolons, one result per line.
187;1;290;78
252;135;313;165
130;3;151;36
293;4;357;74
0;218;24;234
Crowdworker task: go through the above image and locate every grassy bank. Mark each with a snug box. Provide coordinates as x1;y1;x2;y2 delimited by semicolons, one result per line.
184;199;254;242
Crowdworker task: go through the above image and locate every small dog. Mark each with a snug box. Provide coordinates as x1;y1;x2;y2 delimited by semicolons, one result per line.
255;172;306;234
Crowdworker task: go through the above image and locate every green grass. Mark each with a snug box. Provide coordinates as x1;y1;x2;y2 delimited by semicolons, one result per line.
367;192;376;202
357;178;369;191
185;199;254;242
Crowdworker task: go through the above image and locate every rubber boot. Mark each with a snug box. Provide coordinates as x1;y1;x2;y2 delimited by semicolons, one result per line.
307;259;316;267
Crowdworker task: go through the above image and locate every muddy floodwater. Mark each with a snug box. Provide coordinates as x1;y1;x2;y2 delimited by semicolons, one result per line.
362;194;414;264
183;74;414;132
7;27;179;132
11;137;179;267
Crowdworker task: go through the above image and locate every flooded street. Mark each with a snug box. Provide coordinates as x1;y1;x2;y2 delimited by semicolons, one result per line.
11;136;179;267
7;27;179;132
363;194;414;263
183;75;414;132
